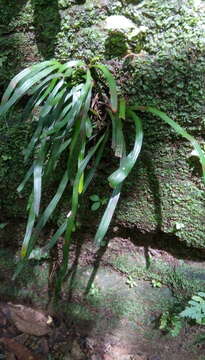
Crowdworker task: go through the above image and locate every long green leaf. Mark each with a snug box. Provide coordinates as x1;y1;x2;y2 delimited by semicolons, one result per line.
78;142;86;194
83;129;109;192
66;72;93;178
45;83;87;139
109;110;116;151
44;138;71;179
29;73;62;96
108;110;143;188
60;147;84;279
19;170;69;261
22;84;47;121
23;120;43;161
34;170;69;235
30;221;67;259
35;78;59;108
45;221;67;252
0;64;60;116
145;107;205;182
114;115;124;157
58;133;106;286
40;79;65;118
2;60;57;103
85;117;93;138
43;84;87;136
80;75;93;121
21;197;35;258
94;184;122;246
17;165;34;193
33;138;46;216
61;60;85;73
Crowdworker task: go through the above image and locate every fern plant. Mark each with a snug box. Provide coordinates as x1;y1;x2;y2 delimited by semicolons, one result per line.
160;311;183;337
180;292;205;325
0;59;204;295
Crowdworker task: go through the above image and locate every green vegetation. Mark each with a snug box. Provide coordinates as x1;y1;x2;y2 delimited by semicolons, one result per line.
180;291;205;325
159;291;205;336
89;194;108;211
125;275;137;288
0;57;204;297
0;0;204;249
0;1;204;358
112;252;205;336
115;0;205;247
0;59;143;296
0;113;32;217
113;254;205;302
159;311;183;337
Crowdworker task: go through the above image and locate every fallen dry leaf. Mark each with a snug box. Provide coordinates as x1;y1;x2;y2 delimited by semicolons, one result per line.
1;337;43;360
5;352;16;360
7;303;53;336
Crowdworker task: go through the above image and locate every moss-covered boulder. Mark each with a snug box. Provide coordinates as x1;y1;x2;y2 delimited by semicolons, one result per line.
117;142;205;247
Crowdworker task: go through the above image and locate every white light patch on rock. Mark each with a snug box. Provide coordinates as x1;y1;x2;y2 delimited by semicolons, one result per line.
104;15;137;31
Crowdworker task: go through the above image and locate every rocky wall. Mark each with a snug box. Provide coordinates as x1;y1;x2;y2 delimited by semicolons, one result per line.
0;0;204;246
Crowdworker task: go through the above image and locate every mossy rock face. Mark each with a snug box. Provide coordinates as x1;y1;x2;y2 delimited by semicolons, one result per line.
0;0;204;247
117;142;205;247
0;112;33;218
105;31;128;58
114;0;205;248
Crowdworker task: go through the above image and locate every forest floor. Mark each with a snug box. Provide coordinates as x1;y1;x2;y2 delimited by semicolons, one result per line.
1;229;205;360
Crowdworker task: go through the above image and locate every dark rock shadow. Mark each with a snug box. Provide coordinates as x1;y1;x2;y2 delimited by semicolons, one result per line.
117;226;205;262
66;239;84;302
142;150;162;268
1;0;60;58
0;0;61;92
84;240;109;296
32;0;61;59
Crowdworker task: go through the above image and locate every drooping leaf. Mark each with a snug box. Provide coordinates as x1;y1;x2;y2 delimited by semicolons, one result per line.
83;129;109;192
39;79;65;118
23;121;43;162
2;60;57;103
0;64;60;116
135;106;205;183
94;184;122;246
21;197;35;258
44;138;71;179
108;109;143;188
33;138;47;216
58;133;107;283
23;170;70;258
76;135;86;195
17;165;34;193
43;221;67;252
114;115;125;158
